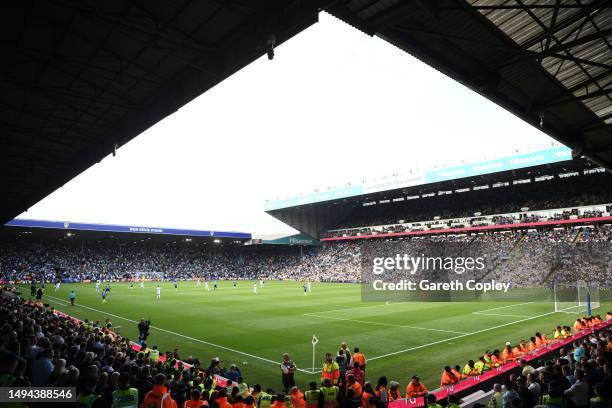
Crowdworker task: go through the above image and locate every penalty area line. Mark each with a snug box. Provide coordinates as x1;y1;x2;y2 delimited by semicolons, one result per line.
304;313;468;335
368;309;558;362
472;312;532;318
45;295;314;374
473;301;535;313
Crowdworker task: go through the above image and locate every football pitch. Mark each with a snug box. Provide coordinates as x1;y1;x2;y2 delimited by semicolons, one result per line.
31;281;610;391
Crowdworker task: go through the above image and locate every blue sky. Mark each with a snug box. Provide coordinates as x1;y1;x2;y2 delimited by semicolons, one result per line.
18;13;554;235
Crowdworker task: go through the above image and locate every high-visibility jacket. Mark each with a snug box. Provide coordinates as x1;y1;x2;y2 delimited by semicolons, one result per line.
322;362;340;385
441;371;458;387
405;383;428;398
361;392;373;408
216;397;232;408
462;364;478;379
528;341;537;352
271;402;285;408
553;330;562;340
184;400;207;408
149;349;160;362
352;353;366;368
348;382;362;399
144;386;177;408
78;393;100;408
234;402;245;408
451;368;463;379
389;389;402;401
501;348;515;362
320;386;339;408
346;368;365;386
304;390;321;408
374;386;387;407
291;389;305;408
560;328;569;338
237;383;249;398
112;387;139;408
474;360;486;374
259;393;272;408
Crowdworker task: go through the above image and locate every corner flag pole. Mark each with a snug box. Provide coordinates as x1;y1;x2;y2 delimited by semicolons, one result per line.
311;335;319;373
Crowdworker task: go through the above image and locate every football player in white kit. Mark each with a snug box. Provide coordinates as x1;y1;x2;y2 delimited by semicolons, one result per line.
252;283;257;294
95;281;101;292
156;285;161;300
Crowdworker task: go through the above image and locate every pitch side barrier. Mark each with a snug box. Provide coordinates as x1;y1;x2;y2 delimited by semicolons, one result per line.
322;216;612;241
389;320;612;408
52;310;235;388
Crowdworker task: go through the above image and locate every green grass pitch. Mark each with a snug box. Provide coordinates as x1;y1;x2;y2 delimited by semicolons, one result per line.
28;281;610;392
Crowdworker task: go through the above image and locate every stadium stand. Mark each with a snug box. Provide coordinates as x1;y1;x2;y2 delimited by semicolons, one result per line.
0;288;610;408
1;226;611;287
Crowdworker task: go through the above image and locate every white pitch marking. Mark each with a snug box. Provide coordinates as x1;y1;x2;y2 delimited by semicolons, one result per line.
368;310;558;362
472;301;535;313
473;312;531;318
304;312;468;335
45;295;314;374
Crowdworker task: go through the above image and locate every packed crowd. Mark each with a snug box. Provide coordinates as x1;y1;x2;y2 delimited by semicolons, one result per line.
0;293;610;408
328;175;612;231
1;228;611;287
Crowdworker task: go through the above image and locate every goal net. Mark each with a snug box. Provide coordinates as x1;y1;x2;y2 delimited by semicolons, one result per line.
553;281;600;314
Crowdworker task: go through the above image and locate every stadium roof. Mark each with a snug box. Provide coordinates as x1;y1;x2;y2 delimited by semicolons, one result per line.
0;0;321;224
327;0;612;170
265;145;572;210
3;0;611;229
3;218;251;241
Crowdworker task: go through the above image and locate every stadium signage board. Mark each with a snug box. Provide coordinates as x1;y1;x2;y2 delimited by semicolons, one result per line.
5;218;252;239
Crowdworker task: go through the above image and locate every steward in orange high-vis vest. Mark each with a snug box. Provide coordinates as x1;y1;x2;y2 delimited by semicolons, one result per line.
501;344;516;363
574;319;585;332
405;376;428;398
388;382;402;402
322;353;340;386
528;337;538;352
350;348;367;371
440;366;459;387
347;374;362;399
270;393;286;408
143;374;177;408
535;332;550;346
291;387;304;408
183;389;207;408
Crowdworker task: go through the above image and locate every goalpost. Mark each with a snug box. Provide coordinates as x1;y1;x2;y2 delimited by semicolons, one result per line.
553;281;600;315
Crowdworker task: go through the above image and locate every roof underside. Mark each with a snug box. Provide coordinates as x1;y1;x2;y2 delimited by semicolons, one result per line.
0;0;320;223
3;0;611;234
327;0;612;168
